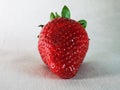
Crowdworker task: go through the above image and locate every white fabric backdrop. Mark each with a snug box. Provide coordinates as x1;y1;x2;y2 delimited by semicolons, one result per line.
0;0;120;90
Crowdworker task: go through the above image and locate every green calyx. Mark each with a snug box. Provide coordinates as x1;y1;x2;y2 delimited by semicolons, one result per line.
61;5;70;18
38;25;44;27
38;5;87;28
50;5;87;28
50;5;70;20
78;20;87;28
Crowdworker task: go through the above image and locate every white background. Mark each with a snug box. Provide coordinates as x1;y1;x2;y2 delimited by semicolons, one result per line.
0;0;120;90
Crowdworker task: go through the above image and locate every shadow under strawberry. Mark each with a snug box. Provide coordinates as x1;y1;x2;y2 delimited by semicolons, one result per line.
10;52;120;80
10;53;59;79
73;57;120;80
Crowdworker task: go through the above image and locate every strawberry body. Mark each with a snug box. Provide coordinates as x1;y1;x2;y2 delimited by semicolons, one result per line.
38;18;89;78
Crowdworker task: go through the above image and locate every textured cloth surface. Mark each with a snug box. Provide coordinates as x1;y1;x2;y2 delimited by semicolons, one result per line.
0;0;120;90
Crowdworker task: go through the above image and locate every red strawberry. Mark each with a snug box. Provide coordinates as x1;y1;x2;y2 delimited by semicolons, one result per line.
38;6;89;79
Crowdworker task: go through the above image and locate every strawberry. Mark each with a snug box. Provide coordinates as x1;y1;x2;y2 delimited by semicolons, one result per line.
38;6;89;79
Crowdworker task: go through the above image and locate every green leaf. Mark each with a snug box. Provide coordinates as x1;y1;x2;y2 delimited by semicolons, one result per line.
38;25;44;27
61;5;70;18
55;12;60;18
78;20;87;28
50;12;55;20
